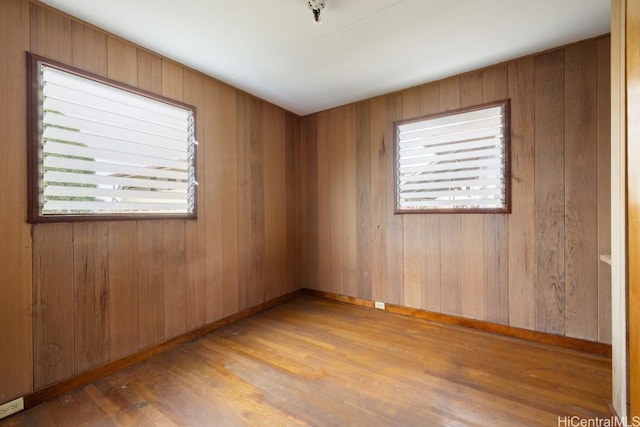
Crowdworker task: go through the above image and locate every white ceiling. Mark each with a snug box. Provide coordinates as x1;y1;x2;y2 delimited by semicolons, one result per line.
42;0;611;116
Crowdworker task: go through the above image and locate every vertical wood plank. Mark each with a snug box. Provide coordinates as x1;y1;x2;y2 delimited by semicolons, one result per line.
329;108;345;295
483;65;510;325
136;49;165;348
564;41;598;341
262;104;279;300
248;98;265;306
162;220;187;339
273;106;288;297
461;216;485;320
235;92;249;310
343;105;358;298
460;71;485;321
597;37;612;344
401;87;422;309
438;77;461;315
317;111;332;292
304;115;319;290
69;10;110;374
440;217;462;315
285;112;299;293
507;57;537;330
30;2;75;390
535;49;566;335
106;37;137;86
73;223;109;373
0;0;32;401
30;2;72;62
184;69;207;330
33;224;75;388
137;222;164;348
221;84;239;317
108;222;139;360
370;97;387;302
628;0;640;416
355;102;372;300
483;215;509;324
419;83;442;312
204;79;223;321
385;93;404;305
71;22;106;76
161;59;188;338
137;50;162;93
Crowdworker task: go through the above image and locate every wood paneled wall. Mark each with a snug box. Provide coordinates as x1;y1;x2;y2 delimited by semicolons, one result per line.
298;35;612;344
1;0;298;401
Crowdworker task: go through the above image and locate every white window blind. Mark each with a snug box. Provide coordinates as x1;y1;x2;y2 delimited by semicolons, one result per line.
34;60;197;219
395;101;510;213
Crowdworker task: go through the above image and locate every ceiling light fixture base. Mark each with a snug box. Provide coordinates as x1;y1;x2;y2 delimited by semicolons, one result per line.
307;0;326;24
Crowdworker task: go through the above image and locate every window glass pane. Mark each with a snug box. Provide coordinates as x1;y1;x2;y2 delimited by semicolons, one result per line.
28;54;198;222
394;100;510;214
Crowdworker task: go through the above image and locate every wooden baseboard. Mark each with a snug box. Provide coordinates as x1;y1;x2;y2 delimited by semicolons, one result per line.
303;288;612;358
24;289;302;409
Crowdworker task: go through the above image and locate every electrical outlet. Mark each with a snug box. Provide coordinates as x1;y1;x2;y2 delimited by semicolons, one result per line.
374;301;385;310
0;397;23;420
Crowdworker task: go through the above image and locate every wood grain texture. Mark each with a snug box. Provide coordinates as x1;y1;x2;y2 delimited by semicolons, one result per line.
459;71;485;321
317;111;332;294
564;40;599;341
483;65;510;326
507;57;536;330
419;84;442;313
385;93;404;305
249;98;266;307
220;84;240;317
136;222;165;349
183;69;207;331
6;1;301;398
329;108;345;296
627;0;640;416
71;21;106;76
534;49;566;336
298;37;610;344
11;296;612;426
401;87;422;309
0;0;32;402
29;2;72;62
355;102;372;300
369;97;387;302
108;222;139;361
73;223;109;373
106;37;137;86
303;115;319;291
342;105;358;298
597;37;612;345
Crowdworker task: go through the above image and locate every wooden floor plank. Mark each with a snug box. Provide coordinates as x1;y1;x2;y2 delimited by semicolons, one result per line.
4;296;611;427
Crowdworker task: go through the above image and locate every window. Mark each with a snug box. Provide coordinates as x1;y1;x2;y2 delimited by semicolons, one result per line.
27;53;198;222
394;100;510;214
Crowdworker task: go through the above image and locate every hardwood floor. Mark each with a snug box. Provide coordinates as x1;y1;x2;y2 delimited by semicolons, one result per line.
2;295;611;426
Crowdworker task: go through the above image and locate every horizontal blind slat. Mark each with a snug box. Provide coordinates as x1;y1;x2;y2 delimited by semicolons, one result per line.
398;126;503;149
44;67;189;120
44;170;189;191
44;185;188;201
44;96;189;140
399;178;503;191
43;156;189;181
42;200;190;212
43;126;185;158
399;157;502;174
44;141;188;170
44;112;188;151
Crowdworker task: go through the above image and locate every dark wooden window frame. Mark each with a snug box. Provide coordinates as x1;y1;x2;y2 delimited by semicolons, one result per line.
393;99;511;215
26;53;198;223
